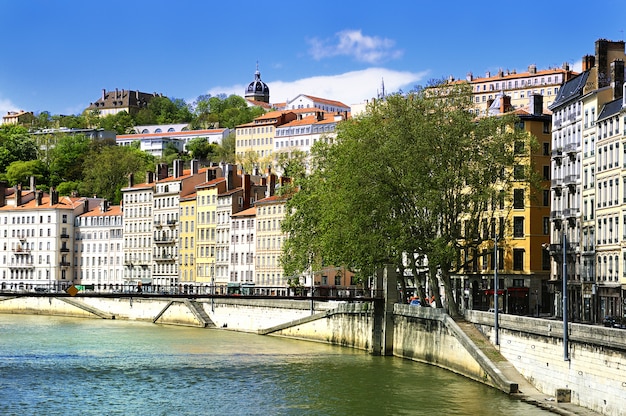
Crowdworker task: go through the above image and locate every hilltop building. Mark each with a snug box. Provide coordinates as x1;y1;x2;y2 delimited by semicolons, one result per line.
86;89;161;117
245;64;270;105
2;110;33;125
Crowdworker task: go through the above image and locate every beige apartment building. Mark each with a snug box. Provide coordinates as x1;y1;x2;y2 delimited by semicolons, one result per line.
255;193;289;295
195;171;226;288
179;190;196;289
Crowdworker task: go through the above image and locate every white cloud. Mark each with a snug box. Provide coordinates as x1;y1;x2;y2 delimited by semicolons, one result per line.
308;30;403;64
0;95;19;118
204;67;428;107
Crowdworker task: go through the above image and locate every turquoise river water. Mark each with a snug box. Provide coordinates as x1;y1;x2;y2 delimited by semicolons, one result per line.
0;314;553;415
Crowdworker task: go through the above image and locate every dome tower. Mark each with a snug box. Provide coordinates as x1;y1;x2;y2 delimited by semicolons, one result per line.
245;63;270;103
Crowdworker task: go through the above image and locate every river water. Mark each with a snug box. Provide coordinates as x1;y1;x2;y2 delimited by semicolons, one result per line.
0;314;552;416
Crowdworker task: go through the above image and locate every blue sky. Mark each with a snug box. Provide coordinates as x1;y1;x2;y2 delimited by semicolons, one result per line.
1;0;626;117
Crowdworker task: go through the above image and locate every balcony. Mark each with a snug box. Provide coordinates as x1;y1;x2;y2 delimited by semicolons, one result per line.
563;174;578;190
154;220;162;228
550;210;562;220
564;142;580;155
154;254;175;262
60;247;70;253
60;233;70;239
59;261;71;267
551;147;563;159
13;247;30;254
8;261;34;269
563;207;579;218
167;219;178;227
154;237;175;245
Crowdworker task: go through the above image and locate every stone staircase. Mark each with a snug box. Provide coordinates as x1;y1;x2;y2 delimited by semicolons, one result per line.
185;300;216;328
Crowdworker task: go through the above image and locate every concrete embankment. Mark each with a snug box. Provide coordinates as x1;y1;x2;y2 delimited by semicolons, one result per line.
1;295;619;415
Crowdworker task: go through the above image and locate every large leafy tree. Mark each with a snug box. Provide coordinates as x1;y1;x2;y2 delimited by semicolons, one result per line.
98;111;135;134
282;84;526;315
4;160;47;187
47;134;92;187
186;137;218;162
81;145;155;203
0;125;39;172
190;94;266;129
135;96;193;125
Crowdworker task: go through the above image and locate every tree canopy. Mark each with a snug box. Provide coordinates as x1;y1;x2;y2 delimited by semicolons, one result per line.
281;84;530;314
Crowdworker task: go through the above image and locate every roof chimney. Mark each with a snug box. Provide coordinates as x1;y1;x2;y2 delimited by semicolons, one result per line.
157;163;169;181
128;173;134;188
14;185;21;206
267;173;276;197
225;164;235;191
582;54;595;72
611;60;624;100
50;187;59;206
0;182;6;208
102;89;106;100
500;95;512;113
146;171;154;184
35;190;43;206
29;176;36;191
191;159;199;175
206;167;216;182
242;173;251;209
173;159;183;179
529;94;543;116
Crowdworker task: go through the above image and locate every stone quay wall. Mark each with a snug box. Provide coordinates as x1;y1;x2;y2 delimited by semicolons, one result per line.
465;310;626;416
2;295;626;415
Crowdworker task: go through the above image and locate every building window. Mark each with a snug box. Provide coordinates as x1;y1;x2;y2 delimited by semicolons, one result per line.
513;217;524;237
542;250;550;270
513;189;525;209
513;249;524;271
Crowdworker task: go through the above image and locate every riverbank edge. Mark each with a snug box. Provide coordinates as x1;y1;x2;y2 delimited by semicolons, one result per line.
0;295;602;416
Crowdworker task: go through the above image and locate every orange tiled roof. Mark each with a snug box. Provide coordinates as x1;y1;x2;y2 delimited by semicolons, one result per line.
231;206;256;217
156;167;208;183
79;205;123;217
302;95;350;109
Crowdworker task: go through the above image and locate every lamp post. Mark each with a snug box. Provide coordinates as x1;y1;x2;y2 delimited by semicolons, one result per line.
562;232;569;361
494;234;499;346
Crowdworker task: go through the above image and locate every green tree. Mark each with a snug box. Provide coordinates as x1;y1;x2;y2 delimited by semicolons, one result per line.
0;125;39;172
186;137;219;162
81;146;155;203
274;150;307;180
282;85;527;315
98;111;135;134
135;96;193;125
4;160;47;187
217;133;236;164
47;134;92;186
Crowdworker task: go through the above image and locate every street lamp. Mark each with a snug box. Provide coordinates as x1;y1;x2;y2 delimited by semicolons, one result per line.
494;235;499;346
562;232;569;361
